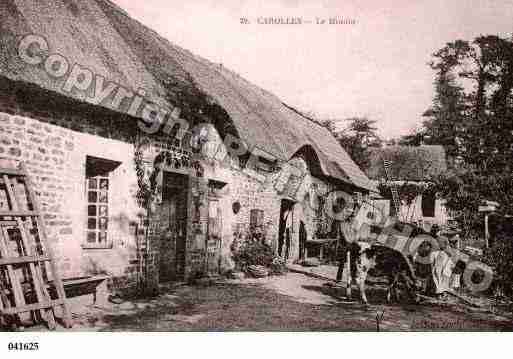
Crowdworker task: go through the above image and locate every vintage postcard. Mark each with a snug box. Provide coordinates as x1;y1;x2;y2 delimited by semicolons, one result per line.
0;0;512;354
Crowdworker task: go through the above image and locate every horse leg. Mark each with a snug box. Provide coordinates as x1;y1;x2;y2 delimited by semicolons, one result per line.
356;264;369;304
386;273;402;303
400;272;419;303
359;276;368;304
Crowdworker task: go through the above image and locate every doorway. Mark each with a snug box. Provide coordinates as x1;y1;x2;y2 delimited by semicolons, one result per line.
159;172;188;282
298;221;307;260
278;199;295;260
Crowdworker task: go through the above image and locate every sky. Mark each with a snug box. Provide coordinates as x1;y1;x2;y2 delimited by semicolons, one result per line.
112;0;513;139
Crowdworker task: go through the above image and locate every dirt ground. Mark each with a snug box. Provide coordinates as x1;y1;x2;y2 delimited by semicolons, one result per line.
54;272;513;332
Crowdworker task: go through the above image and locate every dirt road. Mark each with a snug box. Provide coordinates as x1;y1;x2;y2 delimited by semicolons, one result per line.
64;273;512;331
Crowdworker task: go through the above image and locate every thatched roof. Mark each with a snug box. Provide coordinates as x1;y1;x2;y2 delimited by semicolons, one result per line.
0;0;375;192
366;145;447;181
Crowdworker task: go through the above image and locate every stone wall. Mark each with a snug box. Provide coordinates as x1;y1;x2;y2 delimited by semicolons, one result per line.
228;170;282;250
0;112;82;276
0;111;146;293
221;156;340;263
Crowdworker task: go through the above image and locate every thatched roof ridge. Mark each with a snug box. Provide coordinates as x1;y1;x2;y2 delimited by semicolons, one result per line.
366;145;448;181
0;0;375;192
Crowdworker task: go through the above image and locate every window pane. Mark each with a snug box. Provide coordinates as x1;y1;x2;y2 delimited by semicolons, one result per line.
99;217;108;230
88;218;97;229
86;231;97;243
98;231;107;243
88;178;97;189
98;191;108;203
100;179;109;190
250;209;264;228
85;157;117;247
88;205;96;216
99;205;108;217
88;191;97;203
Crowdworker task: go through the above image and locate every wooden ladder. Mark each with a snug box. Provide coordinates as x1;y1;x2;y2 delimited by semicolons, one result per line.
382;158;402;221
0;162;72;330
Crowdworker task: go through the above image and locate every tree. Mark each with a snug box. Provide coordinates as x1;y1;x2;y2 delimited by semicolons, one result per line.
402;35;513;172
405;35;513;241
399;40;470;158
325;117;382;171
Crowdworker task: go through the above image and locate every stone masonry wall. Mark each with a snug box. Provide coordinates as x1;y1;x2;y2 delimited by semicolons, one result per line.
0;112;82;276
0;110;151;295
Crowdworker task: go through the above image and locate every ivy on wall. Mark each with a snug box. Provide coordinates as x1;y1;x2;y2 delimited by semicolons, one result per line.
132;135;162;296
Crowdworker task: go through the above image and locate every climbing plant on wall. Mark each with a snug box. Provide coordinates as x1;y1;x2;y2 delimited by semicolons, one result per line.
377;181;428;206
133;135;161;296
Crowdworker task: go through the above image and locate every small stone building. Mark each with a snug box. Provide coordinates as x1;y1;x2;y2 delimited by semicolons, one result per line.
0;0;375;294
367;145;450;231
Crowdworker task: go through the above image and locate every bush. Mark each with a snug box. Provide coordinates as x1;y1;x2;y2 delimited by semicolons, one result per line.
231;225;287;275
483;233;513;297
233;241;274;271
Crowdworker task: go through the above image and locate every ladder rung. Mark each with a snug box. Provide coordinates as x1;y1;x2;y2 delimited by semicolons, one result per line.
0;255;51;266
0;299;64;315
0;210;38;217
0;167;25;176
0;162;72;328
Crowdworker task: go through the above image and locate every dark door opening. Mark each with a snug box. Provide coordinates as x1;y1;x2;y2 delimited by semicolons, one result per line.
278;199;295;259
298;221;307;260
421;192;436;218
160;172;188;282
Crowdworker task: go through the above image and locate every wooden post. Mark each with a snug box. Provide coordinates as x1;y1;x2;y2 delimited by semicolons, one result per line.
479;201;499;249
345;250;351;297
485;214;489;248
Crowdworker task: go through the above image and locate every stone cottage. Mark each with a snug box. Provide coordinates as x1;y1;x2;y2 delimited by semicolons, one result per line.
367;145;450;231
0;0;375;294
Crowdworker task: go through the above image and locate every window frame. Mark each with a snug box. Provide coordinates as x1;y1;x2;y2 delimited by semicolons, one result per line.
82;156;119;250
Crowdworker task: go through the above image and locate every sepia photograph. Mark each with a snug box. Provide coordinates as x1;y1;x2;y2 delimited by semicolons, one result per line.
0;1;512;355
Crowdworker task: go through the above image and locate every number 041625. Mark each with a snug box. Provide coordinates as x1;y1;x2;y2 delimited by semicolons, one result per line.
8;342;39;351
